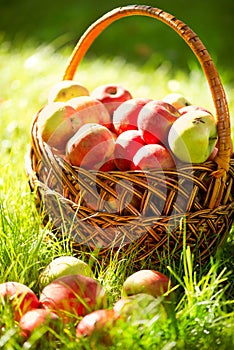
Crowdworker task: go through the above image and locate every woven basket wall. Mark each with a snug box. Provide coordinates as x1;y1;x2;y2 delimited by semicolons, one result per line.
26;5;234;266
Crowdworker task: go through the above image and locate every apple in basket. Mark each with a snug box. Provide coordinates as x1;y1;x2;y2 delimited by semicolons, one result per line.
0;281;40;321
131;143;176;170
39;274;106;323
67;95;111;130
122;270;172;298
162;92;191;110
112;97;152;135
137;99;180;145
66;123;116;170
168;109;218;163
91;83;133;118
48;80;90;103
19;308;60;339
179;104;212;115
114;129;146;171
38;256;93;289
37;102;77;151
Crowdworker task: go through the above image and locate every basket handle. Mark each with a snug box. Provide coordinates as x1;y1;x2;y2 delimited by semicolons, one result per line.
62;5;231;208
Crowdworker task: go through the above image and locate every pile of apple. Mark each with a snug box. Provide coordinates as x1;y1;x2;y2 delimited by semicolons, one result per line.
37;79;223;173
0;256;173;344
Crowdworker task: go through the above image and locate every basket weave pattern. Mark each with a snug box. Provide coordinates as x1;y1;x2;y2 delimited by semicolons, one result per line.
27;5;234;264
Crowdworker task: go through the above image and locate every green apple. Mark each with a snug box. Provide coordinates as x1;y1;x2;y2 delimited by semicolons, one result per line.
163;93;191;110
168;110;218;163
38;256;93;289
48;80;90;103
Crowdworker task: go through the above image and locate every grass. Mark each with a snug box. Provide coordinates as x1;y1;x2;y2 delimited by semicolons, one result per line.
0;38;234;349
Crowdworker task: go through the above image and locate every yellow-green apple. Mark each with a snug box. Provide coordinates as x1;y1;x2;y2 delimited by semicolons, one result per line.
137;100;180;145
48;80;90;103
19;309;60;339
122;270;172;298
168;109;218;163
0;281;40;321
67;96;111;130
131;143;176;170
76;309;120;346
66;123;116;170
37;102;77;151
38;256;93;289
163;93;191;109
91;84;133;119
179;104;212;115
114;130;146;171
112;97;151;135
39;274;106;323
113;293;167;323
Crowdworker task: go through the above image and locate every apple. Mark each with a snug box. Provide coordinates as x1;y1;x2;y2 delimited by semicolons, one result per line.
91;84;133;118
19;308;60;339
179;104;212;115
112;97;151;135
163;93;191;109
122;270;172;298
0;281;40;321
76;309;120;346
168;109;218;163
137;100;180;145
39;274;106;323
48;80;90;103
114;129;146;171
38;256;93;289
37;102;77;151
131;143;176;170
68;96;111;130
113;293;167;324
66;123;116;170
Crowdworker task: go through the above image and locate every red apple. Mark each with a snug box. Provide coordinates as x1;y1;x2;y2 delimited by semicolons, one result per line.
19;308;60;339
39;274;106;323
122;270;172;298
112;97;152;135
137;100;180;145
91;84;133;118
0;281;40;321
114;129;146;171
76;309;120;346
66;123;116;170
179;105;212;115
131;143;176;170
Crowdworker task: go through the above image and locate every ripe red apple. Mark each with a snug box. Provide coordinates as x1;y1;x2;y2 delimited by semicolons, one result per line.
66;123;116;170
39;274;106;323
68;95;111;130
76;309;120;346
91;84;133;118
114;129;146;171
137;100;180;145
37;102;77;151
122;270;172;298
112;97;152;135
19;308;60;339
0;281;40;321
131;143;176;170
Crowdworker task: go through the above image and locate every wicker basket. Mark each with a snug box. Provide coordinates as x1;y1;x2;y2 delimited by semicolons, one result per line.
26;5;234;266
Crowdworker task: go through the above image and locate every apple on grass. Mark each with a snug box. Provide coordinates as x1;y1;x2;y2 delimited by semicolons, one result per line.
38;256;93;289
168;109;218;163
131;143;176;171
112;97;152;135
37;102;77;151
66;123;116;170
137;99;180;145
114;129;146;171
48;80;90;103
0;281;39;321
91;83;133;119
39;274;106;323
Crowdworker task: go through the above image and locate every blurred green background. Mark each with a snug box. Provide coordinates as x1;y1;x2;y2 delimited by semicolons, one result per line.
1;0;233;78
